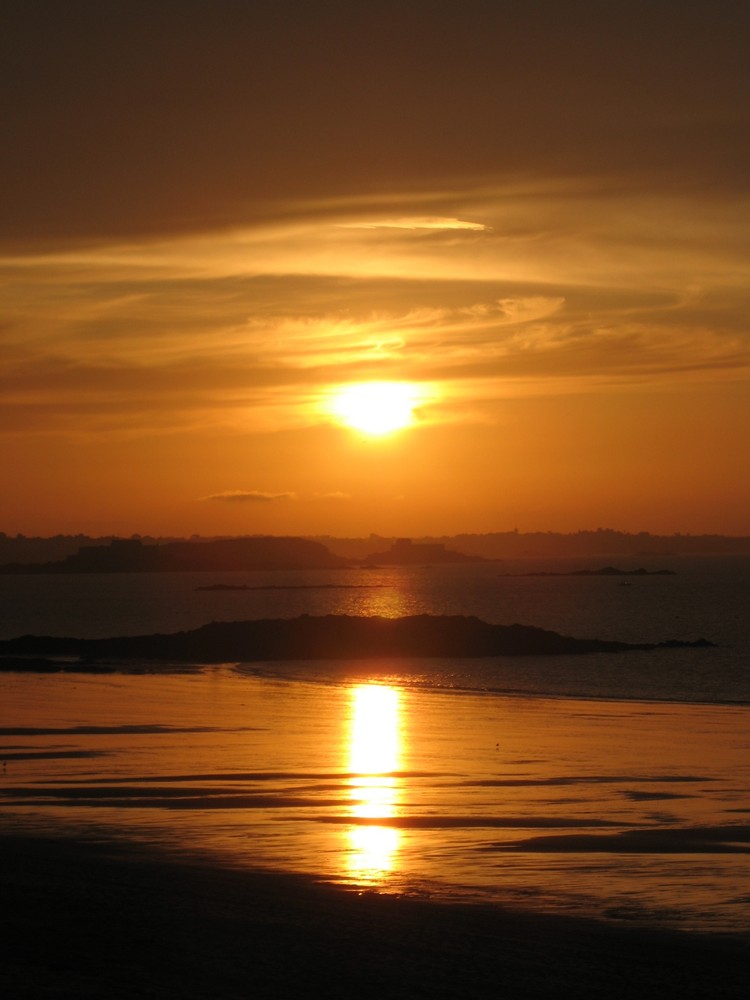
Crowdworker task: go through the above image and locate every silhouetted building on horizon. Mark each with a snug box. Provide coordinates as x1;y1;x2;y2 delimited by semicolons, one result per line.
363;537;483;566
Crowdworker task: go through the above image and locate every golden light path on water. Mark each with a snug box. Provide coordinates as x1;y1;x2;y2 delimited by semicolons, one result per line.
347;684;402;880
2;667;750;935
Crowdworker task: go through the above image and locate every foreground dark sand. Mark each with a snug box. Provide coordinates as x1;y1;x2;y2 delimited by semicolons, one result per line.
1;835;747;1000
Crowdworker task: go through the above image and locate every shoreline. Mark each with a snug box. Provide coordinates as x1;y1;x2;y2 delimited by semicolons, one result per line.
1;833;748;999
3;658;750;708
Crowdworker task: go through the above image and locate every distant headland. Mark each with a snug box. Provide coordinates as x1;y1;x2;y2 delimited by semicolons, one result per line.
0;614;715;672
0;536;347;574
0;535;482;573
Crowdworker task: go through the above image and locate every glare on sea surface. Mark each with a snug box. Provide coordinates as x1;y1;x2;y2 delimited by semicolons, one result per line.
328;381;421;435
347;684;402;878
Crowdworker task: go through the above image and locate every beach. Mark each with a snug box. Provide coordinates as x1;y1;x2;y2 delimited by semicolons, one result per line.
2;833;749;1000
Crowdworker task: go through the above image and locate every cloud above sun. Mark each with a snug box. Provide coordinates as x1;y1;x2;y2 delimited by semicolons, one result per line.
200;490;296;503
341;217;489;231
2;180;748;444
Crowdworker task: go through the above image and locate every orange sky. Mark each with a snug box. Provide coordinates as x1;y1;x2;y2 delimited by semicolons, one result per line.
2;2;749;537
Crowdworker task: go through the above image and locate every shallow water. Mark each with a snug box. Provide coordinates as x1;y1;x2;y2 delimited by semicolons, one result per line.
2;666;749;935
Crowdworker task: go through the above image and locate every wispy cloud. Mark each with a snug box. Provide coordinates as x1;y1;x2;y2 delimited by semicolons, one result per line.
3;4;749;534
341;217;489;231
199;490;296;503
2;181;749;440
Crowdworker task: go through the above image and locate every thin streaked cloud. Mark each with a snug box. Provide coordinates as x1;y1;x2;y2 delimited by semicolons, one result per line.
199;490;296;503
341;217;489;231
2;181;749;441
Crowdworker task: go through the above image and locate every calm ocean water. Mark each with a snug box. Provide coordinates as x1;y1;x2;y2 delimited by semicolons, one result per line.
1;555;748;702
1;556;749;934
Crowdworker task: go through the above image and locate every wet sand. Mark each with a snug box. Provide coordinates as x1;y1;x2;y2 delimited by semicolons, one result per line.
1;833;747;1000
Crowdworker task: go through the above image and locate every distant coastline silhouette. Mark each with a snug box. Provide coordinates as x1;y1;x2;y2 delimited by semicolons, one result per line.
0;536;481;574
1;530;748;574
0;536;347;574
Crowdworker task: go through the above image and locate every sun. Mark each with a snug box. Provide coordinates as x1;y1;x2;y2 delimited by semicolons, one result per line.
329;381;420;436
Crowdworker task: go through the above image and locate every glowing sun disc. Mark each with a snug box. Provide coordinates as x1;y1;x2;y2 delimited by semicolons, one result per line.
330;382;418;435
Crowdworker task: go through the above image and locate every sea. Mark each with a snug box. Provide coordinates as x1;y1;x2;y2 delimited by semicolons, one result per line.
1;555;749;937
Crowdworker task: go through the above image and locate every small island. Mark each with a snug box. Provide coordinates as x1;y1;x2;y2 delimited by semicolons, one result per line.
501;566;676;577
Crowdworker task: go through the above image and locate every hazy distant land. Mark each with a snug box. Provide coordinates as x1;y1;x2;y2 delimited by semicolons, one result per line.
0;536;348;574
0;529;748;572
0;535;480;573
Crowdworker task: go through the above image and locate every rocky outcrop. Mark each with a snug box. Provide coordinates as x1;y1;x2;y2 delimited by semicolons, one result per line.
0;614;714;670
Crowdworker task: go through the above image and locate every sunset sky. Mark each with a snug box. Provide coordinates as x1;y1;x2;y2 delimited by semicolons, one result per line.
3;1;749;538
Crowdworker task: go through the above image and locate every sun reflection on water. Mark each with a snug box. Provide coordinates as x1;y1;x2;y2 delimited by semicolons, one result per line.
347;684;402;880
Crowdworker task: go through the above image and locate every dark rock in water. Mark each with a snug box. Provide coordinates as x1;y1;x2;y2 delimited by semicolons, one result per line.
506;566;677;577
0;615;716;669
